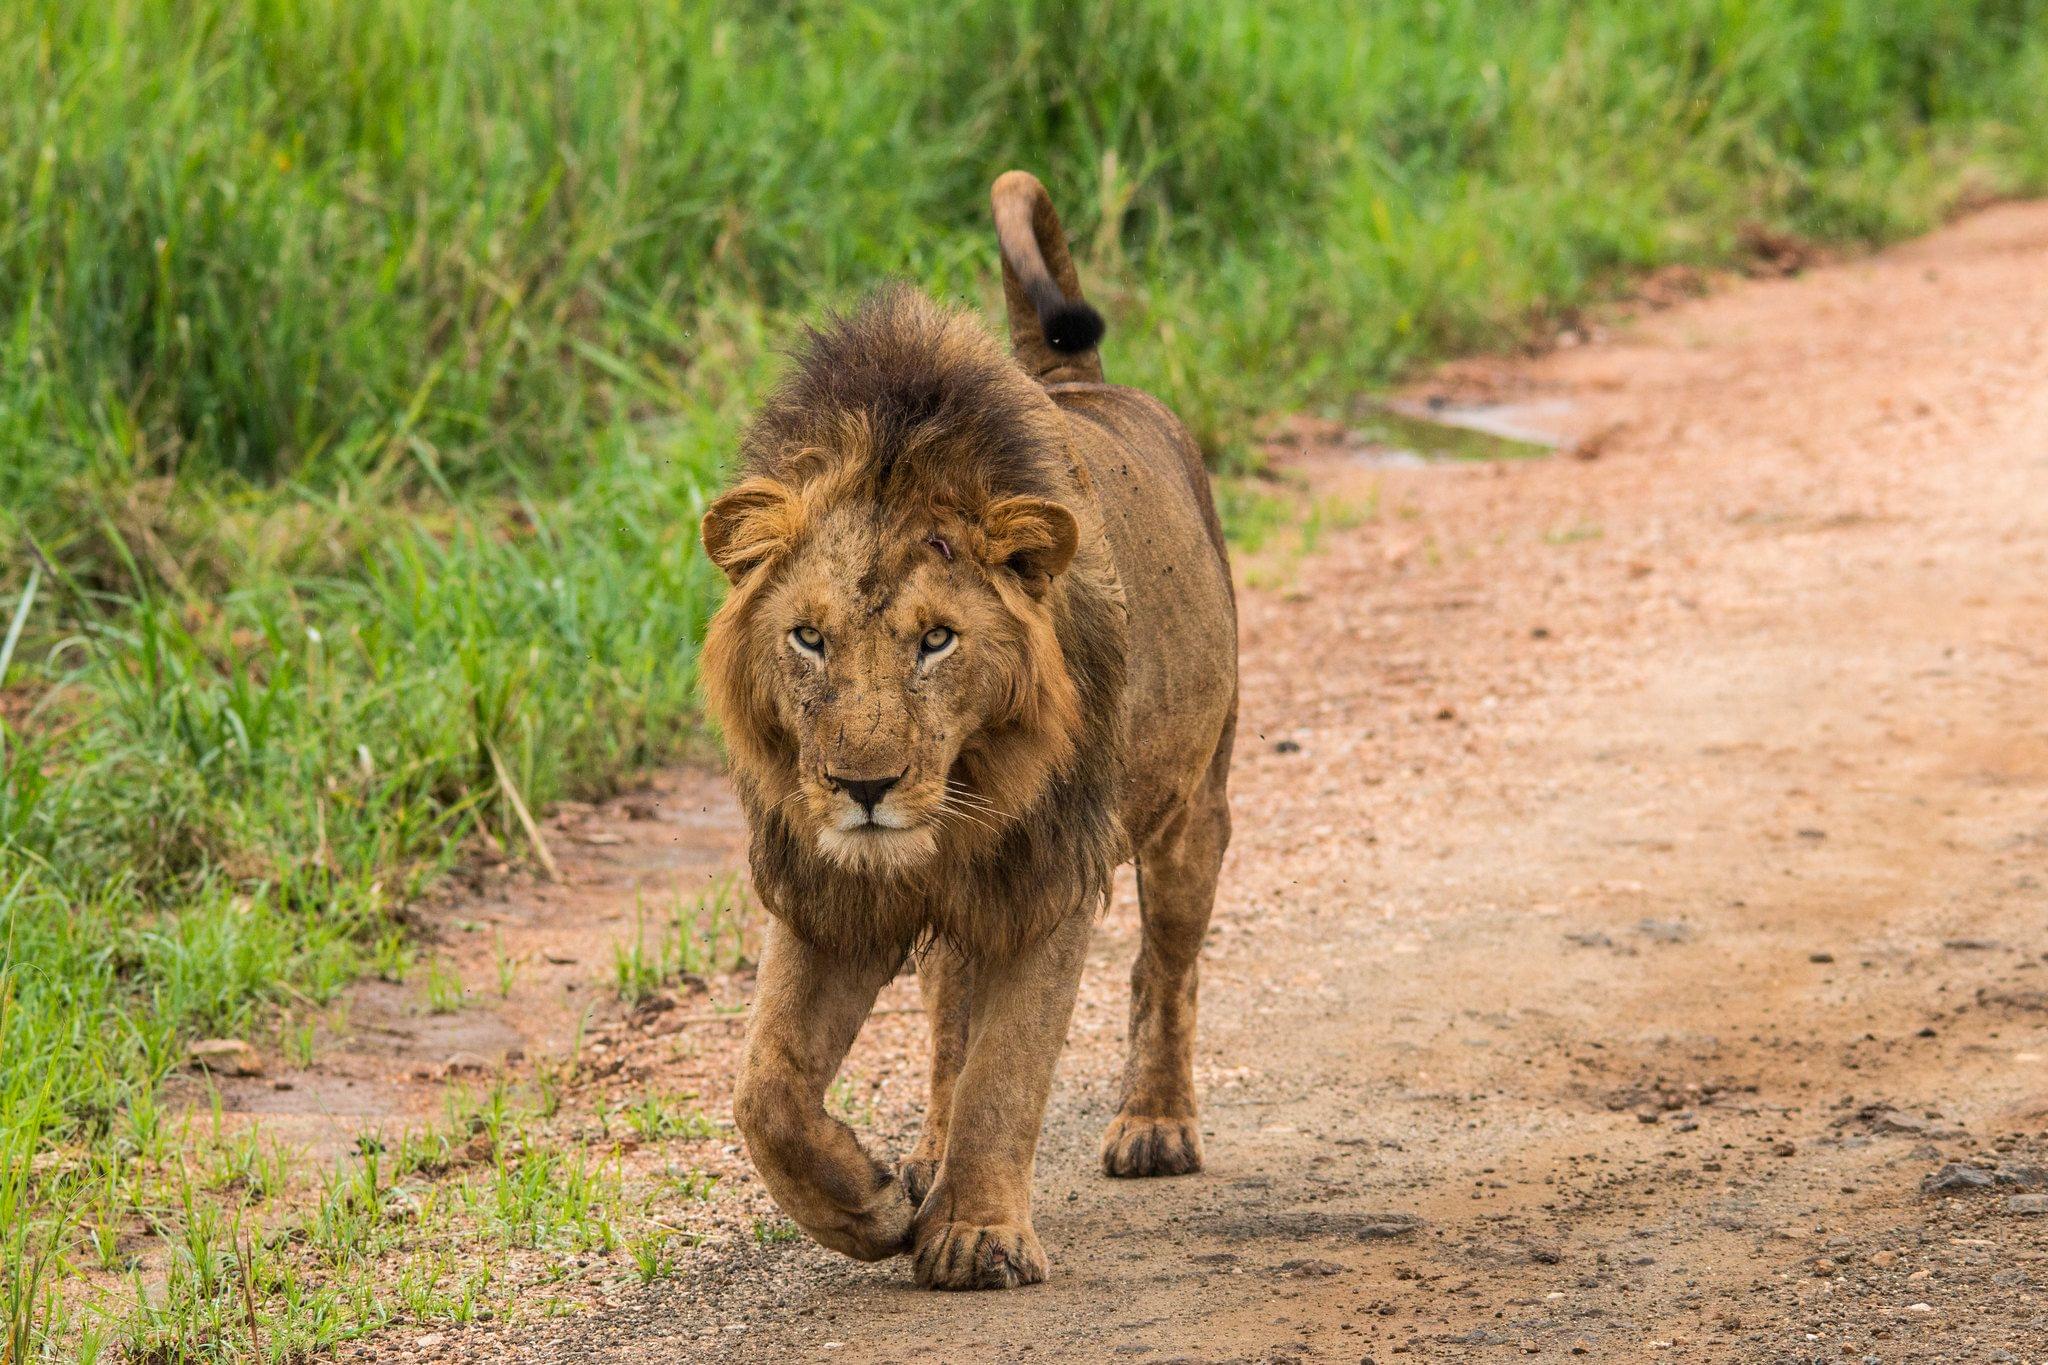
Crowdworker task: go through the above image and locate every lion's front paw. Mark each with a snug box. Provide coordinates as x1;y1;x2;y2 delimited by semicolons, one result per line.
912;1220;1047;1291
806;1171;916;1262
1101;1113;1204;1178
897;1156;939;1208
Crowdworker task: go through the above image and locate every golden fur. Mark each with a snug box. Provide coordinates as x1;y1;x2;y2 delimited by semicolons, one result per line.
704;172;1237;1289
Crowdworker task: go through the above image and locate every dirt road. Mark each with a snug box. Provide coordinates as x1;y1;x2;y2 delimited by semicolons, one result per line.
353;203;2048;1363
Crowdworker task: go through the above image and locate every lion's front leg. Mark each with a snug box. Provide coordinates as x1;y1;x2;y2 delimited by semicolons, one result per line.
733;919;914;1262
911;907;1092;1290
900;938;972;1207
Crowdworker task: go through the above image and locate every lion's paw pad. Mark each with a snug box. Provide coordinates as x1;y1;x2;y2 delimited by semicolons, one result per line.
1101;1113;1203;1178
912;1221;1047;1291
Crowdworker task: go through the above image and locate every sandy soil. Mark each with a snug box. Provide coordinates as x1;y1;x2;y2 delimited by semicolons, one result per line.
314;201;2048;1363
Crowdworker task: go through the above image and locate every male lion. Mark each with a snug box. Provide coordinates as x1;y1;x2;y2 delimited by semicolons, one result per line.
700;171;1237;1291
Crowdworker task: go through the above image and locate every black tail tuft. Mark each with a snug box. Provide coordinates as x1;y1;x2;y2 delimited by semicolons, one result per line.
1042;300;1105;354
1021;271;1106;355
992;170;1105;379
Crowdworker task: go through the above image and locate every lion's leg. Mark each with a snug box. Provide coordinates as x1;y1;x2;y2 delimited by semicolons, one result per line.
733;918;913;1262
1104;753;1231;1178
911;905;1093;1290
901;938;972;1207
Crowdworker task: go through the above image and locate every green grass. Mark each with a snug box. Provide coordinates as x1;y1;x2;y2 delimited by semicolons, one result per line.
609;879;751;1007
6;0;2048;1355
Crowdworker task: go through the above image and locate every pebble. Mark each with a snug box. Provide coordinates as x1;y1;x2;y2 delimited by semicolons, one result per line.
2006;1194;2048;1215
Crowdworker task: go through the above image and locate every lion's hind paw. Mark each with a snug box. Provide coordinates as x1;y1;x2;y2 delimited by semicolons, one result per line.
1101;1113;1204;1178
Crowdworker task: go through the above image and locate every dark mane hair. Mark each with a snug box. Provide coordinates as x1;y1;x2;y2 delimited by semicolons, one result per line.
740;286;1065;512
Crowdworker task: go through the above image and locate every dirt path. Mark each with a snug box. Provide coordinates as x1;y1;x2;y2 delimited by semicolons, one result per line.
344;203;2048;1363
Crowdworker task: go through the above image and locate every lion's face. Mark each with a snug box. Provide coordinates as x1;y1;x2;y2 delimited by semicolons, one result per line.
701;478;1081;877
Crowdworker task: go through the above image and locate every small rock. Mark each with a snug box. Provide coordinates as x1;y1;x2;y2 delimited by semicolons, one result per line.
1867;1108;1932;1135
443;1051;492;1076
1354;1214;1423;1240
1868;1250;1899;1268
1808;951;1835;964
1771;1141;1797;1157
1276;1257;1343;1277
1273;739;1302;754
2006;1194;2048;1216
186;1038;264;1077
1921;1164;1996;1196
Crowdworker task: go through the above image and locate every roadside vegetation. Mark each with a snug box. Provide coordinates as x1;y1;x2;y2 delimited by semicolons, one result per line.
6;0;2048;1355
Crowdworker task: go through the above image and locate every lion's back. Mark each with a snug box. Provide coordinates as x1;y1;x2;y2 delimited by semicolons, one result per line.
1053;383;1238;843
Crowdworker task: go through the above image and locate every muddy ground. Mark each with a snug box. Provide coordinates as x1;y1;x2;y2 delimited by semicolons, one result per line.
289;201;2048;1363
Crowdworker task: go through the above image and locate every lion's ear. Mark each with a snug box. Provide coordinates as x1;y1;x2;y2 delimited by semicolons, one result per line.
702;477;801;583
978;496;1078;597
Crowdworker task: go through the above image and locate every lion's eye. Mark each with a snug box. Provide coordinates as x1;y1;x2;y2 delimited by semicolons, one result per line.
789;626;825;657
919;626;957;659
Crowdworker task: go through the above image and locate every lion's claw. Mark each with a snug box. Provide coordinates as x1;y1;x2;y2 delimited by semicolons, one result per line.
1101;1113;1203;1178
897;1157;939;1208
912;1220;1047;1291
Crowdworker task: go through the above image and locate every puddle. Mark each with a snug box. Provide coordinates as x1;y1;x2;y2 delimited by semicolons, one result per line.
1350;398;1571;465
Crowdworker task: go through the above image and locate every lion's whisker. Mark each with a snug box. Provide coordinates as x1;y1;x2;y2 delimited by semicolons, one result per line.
936;796;1003;837
942;782;1004;816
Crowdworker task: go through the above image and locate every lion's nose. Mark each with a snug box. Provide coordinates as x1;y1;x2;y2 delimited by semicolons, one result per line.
827;772;903;817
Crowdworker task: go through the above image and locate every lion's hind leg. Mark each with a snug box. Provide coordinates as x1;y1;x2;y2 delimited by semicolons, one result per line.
1104;730;1232;1178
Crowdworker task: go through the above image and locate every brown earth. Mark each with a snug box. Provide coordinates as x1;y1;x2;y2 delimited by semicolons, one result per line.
313;201;2048;1363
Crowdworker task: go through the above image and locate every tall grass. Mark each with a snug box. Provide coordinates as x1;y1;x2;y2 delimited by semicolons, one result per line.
5;0;2048;1352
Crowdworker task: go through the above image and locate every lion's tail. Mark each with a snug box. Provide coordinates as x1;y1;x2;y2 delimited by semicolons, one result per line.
991;170;1105;384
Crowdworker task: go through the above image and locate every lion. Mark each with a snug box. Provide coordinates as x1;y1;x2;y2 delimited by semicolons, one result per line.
699;171;1237;1291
